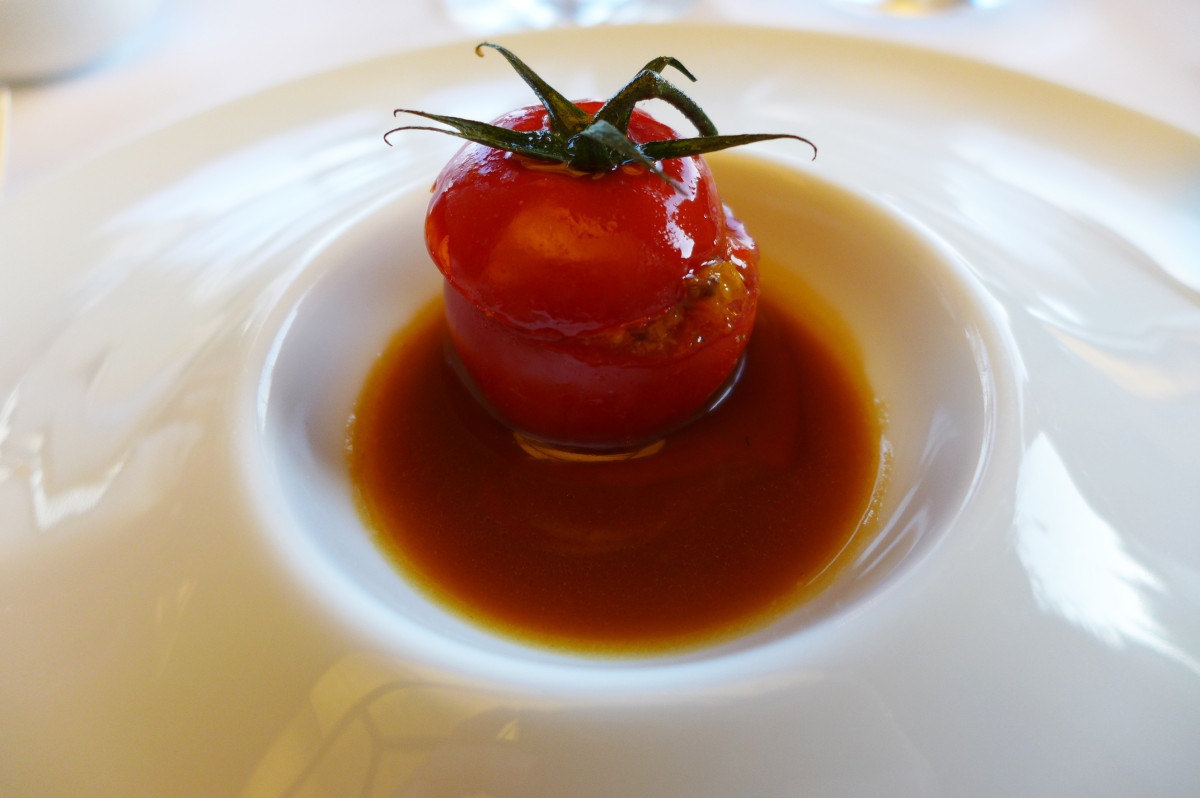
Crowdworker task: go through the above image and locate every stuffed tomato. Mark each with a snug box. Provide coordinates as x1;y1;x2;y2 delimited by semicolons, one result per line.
389;44;812;448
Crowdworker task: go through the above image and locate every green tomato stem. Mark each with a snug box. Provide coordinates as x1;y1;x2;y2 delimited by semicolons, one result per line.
383;43;817;174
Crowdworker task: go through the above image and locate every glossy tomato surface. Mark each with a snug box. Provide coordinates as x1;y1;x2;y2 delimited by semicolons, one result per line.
425;101;759;448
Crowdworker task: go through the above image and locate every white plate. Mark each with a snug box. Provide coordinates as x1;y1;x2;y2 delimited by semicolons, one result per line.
3;25;1200;797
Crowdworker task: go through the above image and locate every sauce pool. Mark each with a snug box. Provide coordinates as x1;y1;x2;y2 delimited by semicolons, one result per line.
348;284;885;655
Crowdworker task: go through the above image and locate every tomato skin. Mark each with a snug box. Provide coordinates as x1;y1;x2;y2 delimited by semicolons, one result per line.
444;275;755;447
425;101;759;448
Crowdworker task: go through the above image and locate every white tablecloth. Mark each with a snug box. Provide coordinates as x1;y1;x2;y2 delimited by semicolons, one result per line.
4;0;1199;196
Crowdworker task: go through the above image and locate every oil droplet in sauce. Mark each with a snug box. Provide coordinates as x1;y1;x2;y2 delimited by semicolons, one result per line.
348;280;885;656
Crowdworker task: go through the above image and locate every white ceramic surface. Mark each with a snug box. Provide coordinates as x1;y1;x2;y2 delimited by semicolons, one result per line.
2;25;1199;797
0;0;162;83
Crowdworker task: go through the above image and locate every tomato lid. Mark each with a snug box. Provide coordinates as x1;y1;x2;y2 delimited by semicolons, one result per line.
426;105;738;335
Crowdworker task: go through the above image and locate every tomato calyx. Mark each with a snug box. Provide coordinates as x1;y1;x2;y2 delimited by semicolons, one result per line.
384;42;815;186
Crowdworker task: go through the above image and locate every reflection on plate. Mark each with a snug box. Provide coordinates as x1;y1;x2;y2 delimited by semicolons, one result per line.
2;24;1199;798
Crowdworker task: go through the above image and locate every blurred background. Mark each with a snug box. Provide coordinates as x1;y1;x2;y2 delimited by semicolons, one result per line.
1;0;1197;196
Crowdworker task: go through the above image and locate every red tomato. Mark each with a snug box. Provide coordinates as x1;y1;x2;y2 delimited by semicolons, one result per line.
425;101;759;449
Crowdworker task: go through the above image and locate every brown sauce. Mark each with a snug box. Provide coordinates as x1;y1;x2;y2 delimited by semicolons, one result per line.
348;282;884;656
